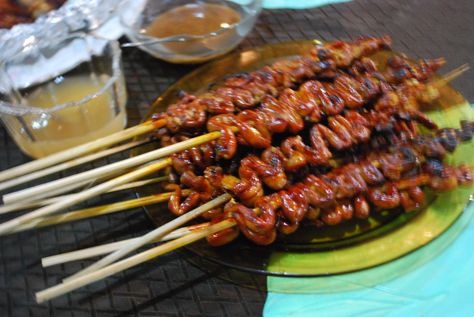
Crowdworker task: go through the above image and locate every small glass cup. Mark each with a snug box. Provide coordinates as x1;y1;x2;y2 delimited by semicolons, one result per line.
0;34;128;158
120;0;263;63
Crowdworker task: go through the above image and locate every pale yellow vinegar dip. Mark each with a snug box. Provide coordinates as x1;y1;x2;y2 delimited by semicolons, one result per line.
12;74;127;158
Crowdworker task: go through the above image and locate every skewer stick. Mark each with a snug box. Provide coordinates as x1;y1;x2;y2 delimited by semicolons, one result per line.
41;222;211;267
42;178;102;200
7;64;460;205
6;190;190;235
104;176;169;193
0;139;151;192
2;164;129;206
0;176;169;215
3;131;221;204
64;193;232;282
0;159;172;235
0;120;164;183
47;167;474;269
434;64;470;88
13;169;123;205
36;219;236;303
3;63;463;195
4;65;462;205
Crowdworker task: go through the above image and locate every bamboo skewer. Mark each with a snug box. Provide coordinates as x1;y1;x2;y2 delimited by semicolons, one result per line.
2;131;221;205
2;66;463;204
0;139;151;192
1;68;461;204
0;159;172;235
36;219;236;303
40;178;102;200
41;222;211;267
0;66;464;198
0;120;164;183
12;169;122;205
6;190;190;235
433;64;470;88
64;193;232;282
103;176;169;193
43;175;109;199
58;70;467;282
0;63;464;302
0;176;169;215
9;63;466;303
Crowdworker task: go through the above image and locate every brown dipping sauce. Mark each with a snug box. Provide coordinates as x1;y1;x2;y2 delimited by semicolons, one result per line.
145;3;241;38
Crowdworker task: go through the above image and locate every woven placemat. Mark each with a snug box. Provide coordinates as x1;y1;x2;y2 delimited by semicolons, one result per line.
1;0;473;316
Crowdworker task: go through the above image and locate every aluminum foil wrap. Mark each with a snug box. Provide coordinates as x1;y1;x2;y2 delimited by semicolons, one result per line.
0;0;126;63
0;0;127;92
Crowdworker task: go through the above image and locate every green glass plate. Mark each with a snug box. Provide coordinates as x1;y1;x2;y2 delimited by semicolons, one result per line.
136;41;474;276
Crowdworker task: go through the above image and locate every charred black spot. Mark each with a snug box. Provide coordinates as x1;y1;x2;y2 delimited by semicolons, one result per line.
437;128;459;152
322;177;339;187
400;147;417;165
395;111;411;121
412;135;427;146
317;49;330;60
373;72;386;81
458;120;474;141
233;72;250;79
314;61;330;71
380;42;392;50
425;159;445;177
222;72;250;82
270;154;281;167
310;165;332;175
402;168;420;178
256;71;274;81
387;56;396;66
395;68;409;80
207;166;219;177
176;89;188;99
228;159;241;175
329;95;343;104
370;135;389;149
168;172;179;184
363;78;375;91
215;143;225;153
374;122;395;134
151;113;161;121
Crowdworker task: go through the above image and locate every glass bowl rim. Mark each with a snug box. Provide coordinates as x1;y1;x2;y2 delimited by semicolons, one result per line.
0;34;123;116
119;0;263;44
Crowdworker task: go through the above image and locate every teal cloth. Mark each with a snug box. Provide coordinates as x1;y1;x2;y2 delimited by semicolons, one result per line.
264;201;474;316
263;0;351;9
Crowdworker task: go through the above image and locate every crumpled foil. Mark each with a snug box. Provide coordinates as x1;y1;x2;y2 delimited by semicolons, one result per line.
0;0;129;92
0;0;126;64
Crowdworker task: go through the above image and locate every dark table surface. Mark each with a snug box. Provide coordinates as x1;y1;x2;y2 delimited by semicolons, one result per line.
1;0;473;316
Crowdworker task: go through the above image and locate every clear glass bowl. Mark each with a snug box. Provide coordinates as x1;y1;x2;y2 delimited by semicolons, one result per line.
0;34;128;158
120;0;263;64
